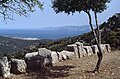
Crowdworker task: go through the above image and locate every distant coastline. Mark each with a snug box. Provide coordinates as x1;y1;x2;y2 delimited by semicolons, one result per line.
0;26;91;39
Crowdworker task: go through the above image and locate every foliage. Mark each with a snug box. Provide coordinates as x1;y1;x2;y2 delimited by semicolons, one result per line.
52;0;110;14
0;0;43;20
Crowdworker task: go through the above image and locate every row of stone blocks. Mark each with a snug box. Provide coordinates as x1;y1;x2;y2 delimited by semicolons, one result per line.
0;48;75;78
68;42;111;59
0;43;111;78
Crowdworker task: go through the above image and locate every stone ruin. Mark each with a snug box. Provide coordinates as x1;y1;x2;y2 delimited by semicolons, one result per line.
68;42;111;59
0;42;111;78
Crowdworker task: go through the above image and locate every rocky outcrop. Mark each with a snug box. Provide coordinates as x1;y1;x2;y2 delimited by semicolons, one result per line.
51;51;59;63
11;59;27;74
60;50;74;60
105;44;111;53
0;57;10;78
38;48;52;68
91;45;99;54
57;52;63;61
25;52;40;69
100;44;108;53
68;42;87;58
83;46;93;56
25;48;52;70
91;44;111;54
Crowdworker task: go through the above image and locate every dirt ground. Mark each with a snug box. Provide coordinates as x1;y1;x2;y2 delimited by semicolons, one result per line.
1;51;120;79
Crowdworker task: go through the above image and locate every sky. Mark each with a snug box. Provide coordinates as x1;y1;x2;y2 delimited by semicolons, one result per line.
0;0;120;30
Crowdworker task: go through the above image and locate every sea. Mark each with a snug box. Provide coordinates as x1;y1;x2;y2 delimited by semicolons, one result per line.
0;25;93;40
0;29;87;40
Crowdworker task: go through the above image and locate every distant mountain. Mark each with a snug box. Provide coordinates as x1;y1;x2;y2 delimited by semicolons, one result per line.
0;25;91;39
42;25;91;31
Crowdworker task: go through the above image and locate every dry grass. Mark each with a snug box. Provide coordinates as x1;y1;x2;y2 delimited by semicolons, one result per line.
1;51;120;79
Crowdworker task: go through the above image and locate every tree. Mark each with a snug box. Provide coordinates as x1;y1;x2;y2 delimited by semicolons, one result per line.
0;0;43;20
91;0;111;44
52;0;110;72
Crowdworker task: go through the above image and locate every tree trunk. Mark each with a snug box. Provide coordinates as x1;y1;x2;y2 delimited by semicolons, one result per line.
94;11;100;44
86;12;103;72
76;44;80;58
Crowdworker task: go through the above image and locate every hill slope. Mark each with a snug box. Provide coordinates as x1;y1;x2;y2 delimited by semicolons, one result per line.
0;36;51;56
6;51;120;79
46;13;120;51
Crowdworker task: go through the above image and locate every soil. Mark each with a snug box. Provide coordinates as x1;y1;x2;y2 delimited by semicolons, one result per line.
1;51;120;79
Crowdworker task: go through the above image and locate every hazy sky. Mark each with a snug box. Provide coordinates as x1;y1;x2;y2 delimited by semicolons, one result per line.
0;0;120;29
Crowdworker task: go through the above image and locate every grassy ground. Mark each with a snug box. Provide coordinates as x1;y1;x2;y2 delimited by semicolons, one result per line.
1;51;120;79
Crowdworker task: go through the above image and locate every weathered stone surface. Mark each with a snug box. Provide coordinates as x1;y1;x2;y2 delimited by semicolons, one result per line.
82;48;87;57
73;46;79;59
60;50;74;59
25;52;40;69
65;51;74;59
77;42;87;58
91;44;111;54
38;48;52;68
11;59;27;74
68;43;82;58
100;44;108;53
25;52;38;60
25;48;52;70
105;44;111;53
0;57;10;78
60;51;67;60
83;46;93;56
91;45;98;54
68;42;85;58
57;52;63;61
51;51;59;64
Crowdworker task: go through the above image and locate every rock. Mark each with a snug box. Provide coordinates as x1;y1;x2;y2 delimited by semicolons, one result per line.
57;52;63;61
11;59;27;74
25;52;40;69
73;45;79;59
25;48;52;70
77;42;87;58
83;46;93;56
100;44;108;53
65;51;74;59
68;42;86;58
38;48;52;68
91;45;98;54
51;51;59;63
60;51;67;60
91;44;111;54
105;44;111;53
60;50;74;59
25;52;38;60
0;57;10;78
82;48;87;57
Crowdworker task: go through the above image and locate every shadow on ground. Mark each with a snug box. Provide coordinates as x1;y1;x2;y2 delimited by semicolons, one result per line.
27;65;76;79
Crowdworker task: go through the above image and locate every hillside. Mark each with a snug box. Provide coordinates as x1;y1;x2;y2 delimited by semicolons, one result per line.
0;36;51;56
6;51;120;79
45;13;120;51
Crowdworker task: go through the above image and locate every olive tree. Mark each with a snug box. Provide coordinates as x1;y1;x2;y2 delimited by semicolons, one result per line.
91;0;111;44
0;0;43;20
52;0;110;72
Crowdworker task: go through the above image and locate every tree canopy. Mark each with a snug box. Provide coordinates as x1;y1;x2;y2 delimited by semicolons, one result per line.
52;0;111;14
0;0;43;20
